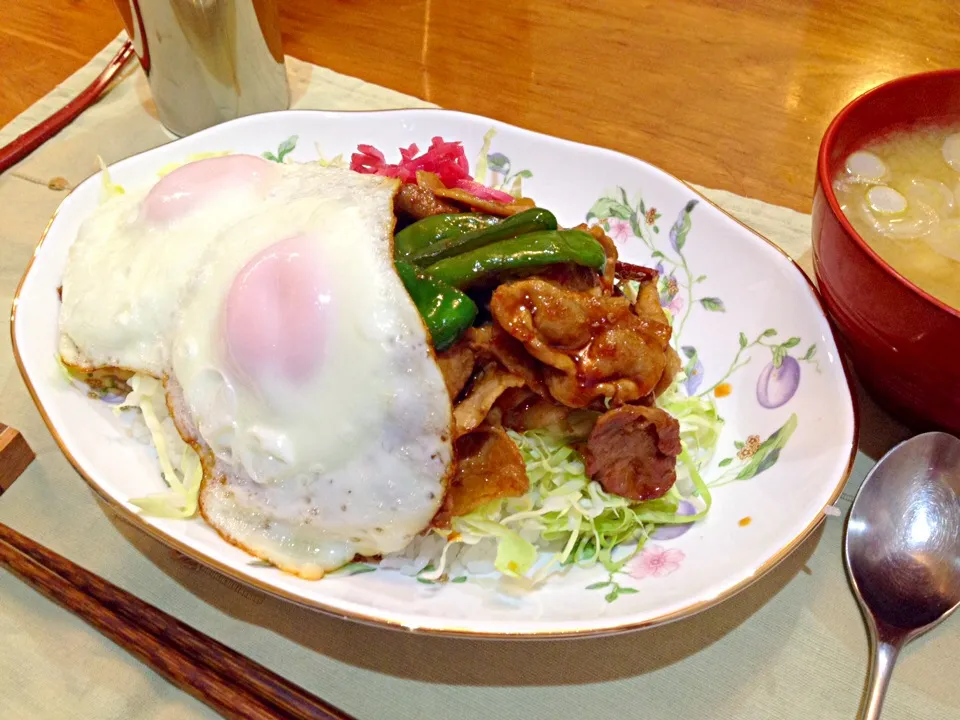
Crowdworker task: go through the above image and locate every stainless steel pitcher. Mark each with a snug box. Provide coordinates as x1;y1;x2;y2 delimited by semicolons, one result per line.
114;0;290;136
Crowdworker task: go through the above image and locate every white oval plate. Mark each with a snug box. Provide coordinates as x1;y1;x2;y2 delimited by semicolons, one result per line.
12;109;857;637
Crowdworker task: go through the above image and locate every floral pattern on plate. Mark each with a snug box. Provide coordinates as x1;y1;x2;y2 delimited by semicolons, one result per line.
587;187;819;407
265;139;813;601
12;110;856;634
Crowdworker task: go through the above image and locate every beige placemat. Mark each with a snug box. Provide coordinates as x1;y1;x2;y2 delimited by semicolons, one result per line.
1;36;954;720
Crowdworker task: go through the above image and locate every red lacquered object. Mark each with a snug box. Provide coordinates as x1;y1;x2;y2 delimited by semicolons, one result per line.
813;69;960;435
0;41;134;175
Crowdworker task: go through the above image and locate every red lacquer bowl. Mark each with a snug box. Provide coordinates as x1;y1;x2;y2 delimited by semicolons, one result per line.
813;70;960;435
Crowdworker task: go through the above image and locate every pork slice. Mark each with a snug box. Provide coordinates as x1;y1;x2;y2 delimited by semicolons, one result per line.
584;405;681;501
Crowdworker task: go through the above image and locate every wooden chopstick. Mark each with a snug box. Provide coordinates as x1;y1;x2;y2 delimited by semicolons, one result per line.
0;40;135;175
0;523;355;720
0;423;34;495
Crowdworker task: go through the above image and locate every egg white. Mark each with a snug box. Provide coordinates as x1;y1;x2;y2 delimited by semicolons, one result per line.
169;165;454;576
58;155;281;376
59;159;455;577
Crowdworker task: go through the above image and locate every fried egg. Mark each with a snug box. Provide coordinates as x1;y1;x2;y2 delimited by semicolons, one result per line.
59;154;282;375
59;157;454;577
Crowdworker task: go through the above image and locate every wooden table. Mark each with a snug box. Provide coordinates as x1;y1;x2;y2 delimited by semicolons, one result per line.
1;1;954;212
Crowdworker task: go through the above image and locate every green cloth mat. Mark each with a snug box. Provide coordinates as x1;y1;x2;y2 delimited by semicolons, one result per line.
1;35;954;720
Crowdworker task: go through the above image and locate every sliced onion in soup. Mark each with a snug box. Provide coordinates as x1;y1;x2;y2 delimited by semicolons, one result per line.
857;196;939;240
904;177;955;214
942;133;960;172
926;218;960;262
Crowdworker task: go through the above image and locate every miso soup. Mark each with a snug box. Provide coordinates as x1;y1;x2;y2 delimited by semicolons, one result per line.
833;125;960;309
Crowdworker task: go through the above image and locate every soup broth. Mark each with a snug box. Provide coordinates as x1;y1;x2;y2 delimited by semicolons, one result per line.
833;125;960;309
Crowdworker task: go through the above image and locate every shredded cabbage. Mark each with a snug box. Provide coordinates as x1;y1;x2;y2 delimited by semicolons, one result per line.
97;156;125;201
472;128;497;186
156;151;230;177
120;366;722;575
658;369;724;465
428;375;722;583
98;152;233;203
315;149;347;169
118;375;203;519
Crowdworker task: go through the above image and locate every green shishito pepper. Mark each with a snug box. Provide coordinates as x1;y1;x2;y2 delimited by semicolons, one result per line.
394;213;499;260
394;261;478;351
423;229;607;289
407;207;558;266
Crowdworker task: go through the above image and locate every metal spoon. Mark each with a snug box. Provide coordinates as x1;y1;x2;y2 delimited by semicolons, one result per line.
844;431;960;720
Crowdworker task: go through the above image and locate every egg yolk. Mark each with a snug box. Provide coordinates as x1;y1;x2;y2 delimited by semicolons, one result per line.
141;154;278;225
224;234;330;385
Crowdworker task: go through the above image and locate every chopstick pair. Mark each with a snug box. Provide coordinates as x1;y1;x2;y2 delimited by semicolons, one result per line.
0;522;354;720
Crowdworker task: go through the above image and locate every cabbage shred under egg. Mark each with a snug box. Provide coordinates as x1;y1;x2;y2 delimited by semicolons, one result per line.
121;374;204;519
420;372;721;584
125;366;722;582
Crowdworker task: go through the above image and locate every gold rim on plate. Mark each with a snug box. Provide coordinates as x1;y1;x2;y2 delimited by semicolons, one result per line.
9;110;860;638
